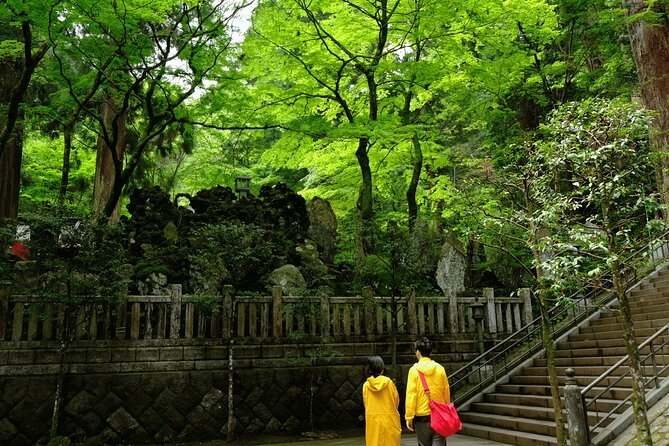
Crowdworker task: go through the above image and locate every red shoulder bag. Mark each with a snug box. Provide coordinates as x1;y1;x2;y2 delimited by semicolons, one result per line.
417;371;462;438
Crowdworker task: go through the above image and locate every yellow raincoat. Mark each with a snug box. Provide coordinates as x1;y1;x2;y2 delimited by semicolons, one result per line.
405;357;450;422
363;375;402;446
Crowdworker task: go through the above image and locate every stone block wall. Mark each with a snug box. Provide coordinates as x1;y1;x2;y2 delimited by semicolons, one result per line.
0;339;463;445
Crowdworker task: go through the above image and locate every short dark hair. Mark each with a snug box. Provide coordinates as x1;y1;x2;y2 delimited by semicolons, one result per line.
415;337;432;357
367;355;385;377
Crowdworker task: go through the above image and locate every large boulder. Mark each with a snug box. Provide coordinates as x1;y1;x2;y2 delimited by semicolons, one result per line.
267;264;306;290
307;197;337;264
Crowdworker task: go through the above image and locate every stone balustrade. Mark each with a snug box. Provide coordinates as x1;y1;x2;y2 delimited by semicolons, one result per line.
0;283;532;344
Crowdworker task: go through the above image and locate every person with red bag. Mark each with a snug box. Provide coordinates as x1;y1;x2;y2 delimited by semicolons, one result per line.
405;337;455;445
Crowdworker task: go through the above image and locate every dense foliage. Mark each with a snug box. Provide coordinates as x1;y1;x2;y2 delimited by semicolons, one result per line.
0;0;662;297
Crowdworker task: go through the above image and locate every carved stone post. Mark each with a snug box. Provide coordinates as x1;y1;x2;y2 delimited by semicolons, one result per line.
564;368;589;446
223;285;233;339
115;283;129;340
448;290;458;334
272;285;283;337
484;287;496;333
407;287;418;335
520;288;533;327
362;286;374;339
169;284;182;339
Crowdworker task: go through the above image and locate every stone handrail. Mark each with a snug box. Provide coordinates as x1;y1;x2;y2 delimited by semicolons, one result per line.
0;283;532;343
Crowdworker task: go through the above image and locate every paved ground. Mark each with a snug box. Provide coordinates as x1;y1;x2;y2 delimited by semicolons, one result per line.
611;390;669;446
190;432;507;446
265;433;506;446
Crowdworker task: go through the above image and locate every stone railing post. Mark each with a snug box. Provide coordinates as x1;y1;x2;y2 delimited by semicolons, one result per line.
0;281;10;342
320;295;331;336
223;285;233;339
448;290;458;334
484;288;496;333
169;284;182;339
406;287;418;335
520;288;533;327
564;368;589;446
272;286;283;337
115;284;129;340
362;286;374;339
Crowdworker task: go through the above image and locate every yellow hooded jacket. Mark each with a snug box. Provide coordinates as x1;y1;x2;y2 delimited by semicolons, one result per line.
363;374;402;446
405;357;451;422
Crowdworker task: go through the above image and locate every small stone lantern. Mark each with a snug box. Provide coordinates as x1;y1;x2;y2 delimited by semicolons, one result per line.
235;176;251;199
471;302;485;355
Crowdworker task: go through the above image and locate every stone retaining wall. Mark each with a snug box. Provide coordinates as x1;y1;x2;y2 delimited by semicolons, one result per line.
0;340;471;445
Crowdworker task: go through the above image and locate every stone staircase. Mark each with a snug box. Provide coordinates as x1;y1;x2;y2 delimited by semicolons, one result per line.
458;268;669;446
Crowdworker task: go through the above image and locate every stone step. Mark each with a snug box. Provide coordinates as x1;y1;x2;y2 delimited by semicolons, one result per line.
628;293;669;304
553;345;630;357
467;401;623;427
533;351;669;368
519;365;665;377
639;276;669;291
563;329;669;348
482;393;627;415
509;374;637;388
461;411;559;437
588;310;669;328
495;384;632;400
461;423;557;446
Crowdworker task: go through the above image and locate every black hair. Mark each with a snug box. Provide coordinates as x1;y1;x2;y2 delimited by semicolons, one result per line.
415;337;432;357
367;355;385;377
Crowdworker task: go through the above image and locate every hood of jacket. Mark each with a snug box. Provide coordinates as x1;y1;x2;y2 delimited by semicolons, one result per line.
415;357;438;376
366;375;391;392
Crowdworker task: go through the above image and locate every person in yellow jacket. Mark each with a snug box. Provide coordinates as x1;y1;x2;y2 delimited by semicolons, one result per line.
405;337;451;446
362;355;402;446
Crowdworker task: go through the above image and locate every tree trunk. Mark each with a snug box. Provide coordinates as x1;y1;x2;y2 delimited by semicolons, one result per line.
538;294;567;446
0;128;22;222
624;1;669;217
93;95;127;222
355;137;375;259
0;21;48;161
531;224;568;446
58;122;74;207
614;263;652;444
407;133;423;231
0;55;23;222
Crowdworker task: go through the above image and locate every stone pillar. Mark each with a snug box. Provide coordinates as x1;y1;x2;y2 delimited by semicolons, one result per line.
407;287;418;335
169;284;182;339
223;285;233;339
115;284;129;340
320;295;331;337
448;291;458;334
564;368;589;446
0;281;10;341
272;285;283;337
362;286;374;339
484;288;496;333
520;288;533;327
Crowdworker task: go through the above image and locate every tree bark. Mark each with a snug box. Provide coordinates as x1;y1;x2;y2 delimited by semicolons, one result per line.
58;122;74;207
355;137;375;259
93;95;127;222
407;133;423;231
0;54;24;222
0;21;48;161
613;259;653;445
624;1;669;217
0;127;22;222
